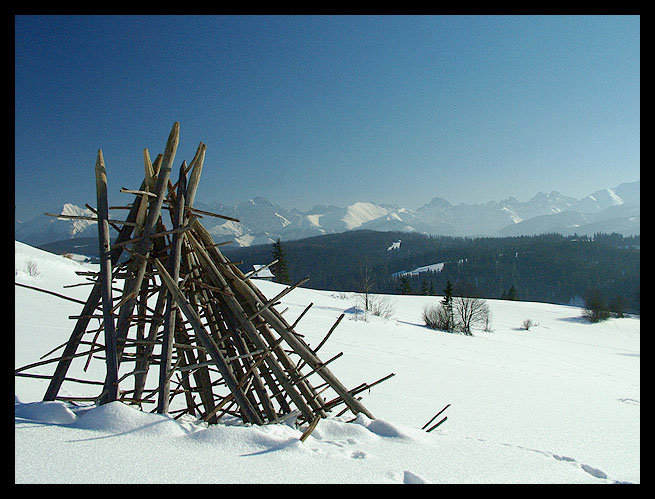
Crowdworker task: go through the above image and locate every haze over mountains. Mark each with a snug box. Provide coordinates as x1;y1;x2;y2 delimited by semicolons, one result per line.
15;181;640;248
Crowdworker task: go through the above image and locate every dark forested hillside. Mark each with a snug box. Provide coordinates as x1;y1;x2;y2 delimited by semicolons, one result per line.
223;231;640;313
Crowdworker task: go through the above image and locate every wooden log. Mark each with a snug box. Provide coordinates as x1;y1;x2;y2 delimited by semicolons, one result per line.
228;326;277;422
16;346;106;374
183;205;240;223
111;122;178;365
290;302;313;330
173;331;198;416
153;257;263;425
15;372;105;386
157;162;187;414
180;254;221;421
111;224;193;249
185;143;205;208
426;416;447;433
83;329;102;372
185;230;317;422
266;351;345;404
421;403;451;431
120;187;157;197
43;172;148;401
299;415;321;443
14;282;87;306
319;372;395;414
213;259;372;418
246;277;310;321
43;212;137;226
143;149;155;190
94;150;119;403
132;268;151;398
296;313;344;371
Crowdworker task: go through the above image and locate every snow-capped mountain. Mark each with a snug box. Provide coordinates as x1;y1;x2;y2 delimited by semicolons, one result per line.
15;182;639;248
14;203;102;246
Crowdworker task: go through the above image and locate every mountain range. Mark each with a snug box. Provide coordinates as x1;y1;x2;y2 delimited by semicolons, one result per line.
15;181;640;248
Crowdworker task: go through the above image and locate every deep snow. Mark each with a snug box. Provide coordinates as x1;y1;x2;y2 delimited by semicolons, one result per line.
15;241;639;484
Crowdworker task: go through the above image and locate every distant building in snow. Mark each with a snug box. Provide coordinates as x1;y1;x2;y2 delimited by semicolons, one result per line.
252;264;275;281
387;240;401;251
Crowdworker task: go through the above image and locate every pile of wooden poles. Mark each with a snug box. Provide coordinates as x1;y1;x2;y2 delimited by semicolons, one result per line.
16;122;393;427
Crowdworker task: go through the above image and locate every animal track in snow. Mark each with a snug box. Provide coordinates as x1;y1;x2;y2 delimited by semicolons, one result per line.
403;470;428;483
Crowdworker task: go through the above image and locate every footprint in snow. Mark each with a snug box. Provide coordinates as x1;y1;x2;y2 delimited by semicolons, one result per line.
403;470;428;484
580;464;608;480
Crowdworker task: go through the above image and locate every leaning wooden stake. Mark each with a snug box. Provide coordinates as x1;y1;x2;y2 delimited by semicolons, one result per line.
153;257;264;425
42;176;147;401
111;122;178;363
95;149;119;403
157;162;187;414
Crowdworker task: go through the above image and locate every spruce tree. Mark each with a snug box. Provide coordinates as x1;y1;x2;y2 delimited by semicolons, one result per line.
397;276;411;294
271;238;290;284
441;280;454;331
506;285;518;300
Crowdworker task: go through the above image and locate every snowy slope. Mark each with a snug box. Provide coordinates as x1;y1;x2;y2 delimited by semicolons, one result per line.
15;242;640;484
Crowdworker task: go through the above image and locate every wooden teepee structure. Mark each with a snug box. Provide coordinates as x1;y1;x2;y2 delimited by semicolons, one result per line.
16;122;393;428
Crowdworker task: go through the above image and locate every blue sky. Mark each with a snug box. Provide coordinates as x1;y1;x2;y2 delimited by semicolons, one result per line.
15;15;640;221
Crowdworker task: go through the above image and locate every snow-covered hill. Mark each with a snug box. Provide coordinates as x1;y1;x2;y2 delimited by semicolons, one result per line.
15;241;640;483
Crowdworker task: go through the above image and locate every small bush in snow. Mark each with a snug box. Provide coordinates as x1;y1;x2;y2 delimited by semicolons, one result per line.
522;319;534;330
483;310;494;332
582;288;611;323
422;303;453;331
354;293;395;320
424;297;491;335
453;296;490;336
25;259;41;278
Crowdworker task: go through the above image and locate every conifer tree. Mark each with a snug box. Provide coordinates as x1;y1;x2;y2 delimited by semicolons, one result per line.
441;280;455;331
506;285;518;301
398;276;411;294
420;280;429;295
271;238;290;284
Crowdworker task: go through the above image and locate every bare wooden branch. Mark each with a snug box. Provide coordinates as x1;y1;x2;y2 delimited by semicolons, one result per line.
15;282;87;306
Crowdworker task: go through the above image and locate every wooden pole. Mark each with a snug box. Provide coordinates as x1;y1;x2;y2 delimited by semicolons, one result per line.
153;257;263;425
157;162;187;414
110;122;178;363
42;174;146;401
95;150;119;403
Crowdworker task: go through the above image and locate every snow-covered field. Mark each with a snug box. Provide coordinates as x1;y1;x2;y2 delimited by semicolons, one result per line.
15;241;640;484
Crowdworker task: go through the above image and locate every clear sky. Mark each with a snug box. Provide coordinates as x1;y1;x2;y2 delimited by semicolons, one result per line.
15;15;640;221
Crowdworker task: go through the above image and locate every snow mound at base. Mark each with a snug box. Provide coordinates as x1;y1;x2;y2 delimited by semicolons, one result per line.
70;401;189;437
353;413;418;440
15;401;78;425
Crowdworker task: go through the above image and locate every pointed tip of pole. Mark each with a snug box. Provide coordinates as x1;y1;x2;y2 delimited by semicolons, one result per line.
95;149;105;168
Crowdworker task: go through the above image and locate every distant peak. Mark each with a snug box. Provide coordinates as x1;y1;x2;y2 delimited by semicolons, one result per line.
59;203;90;216
423;197;452;209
